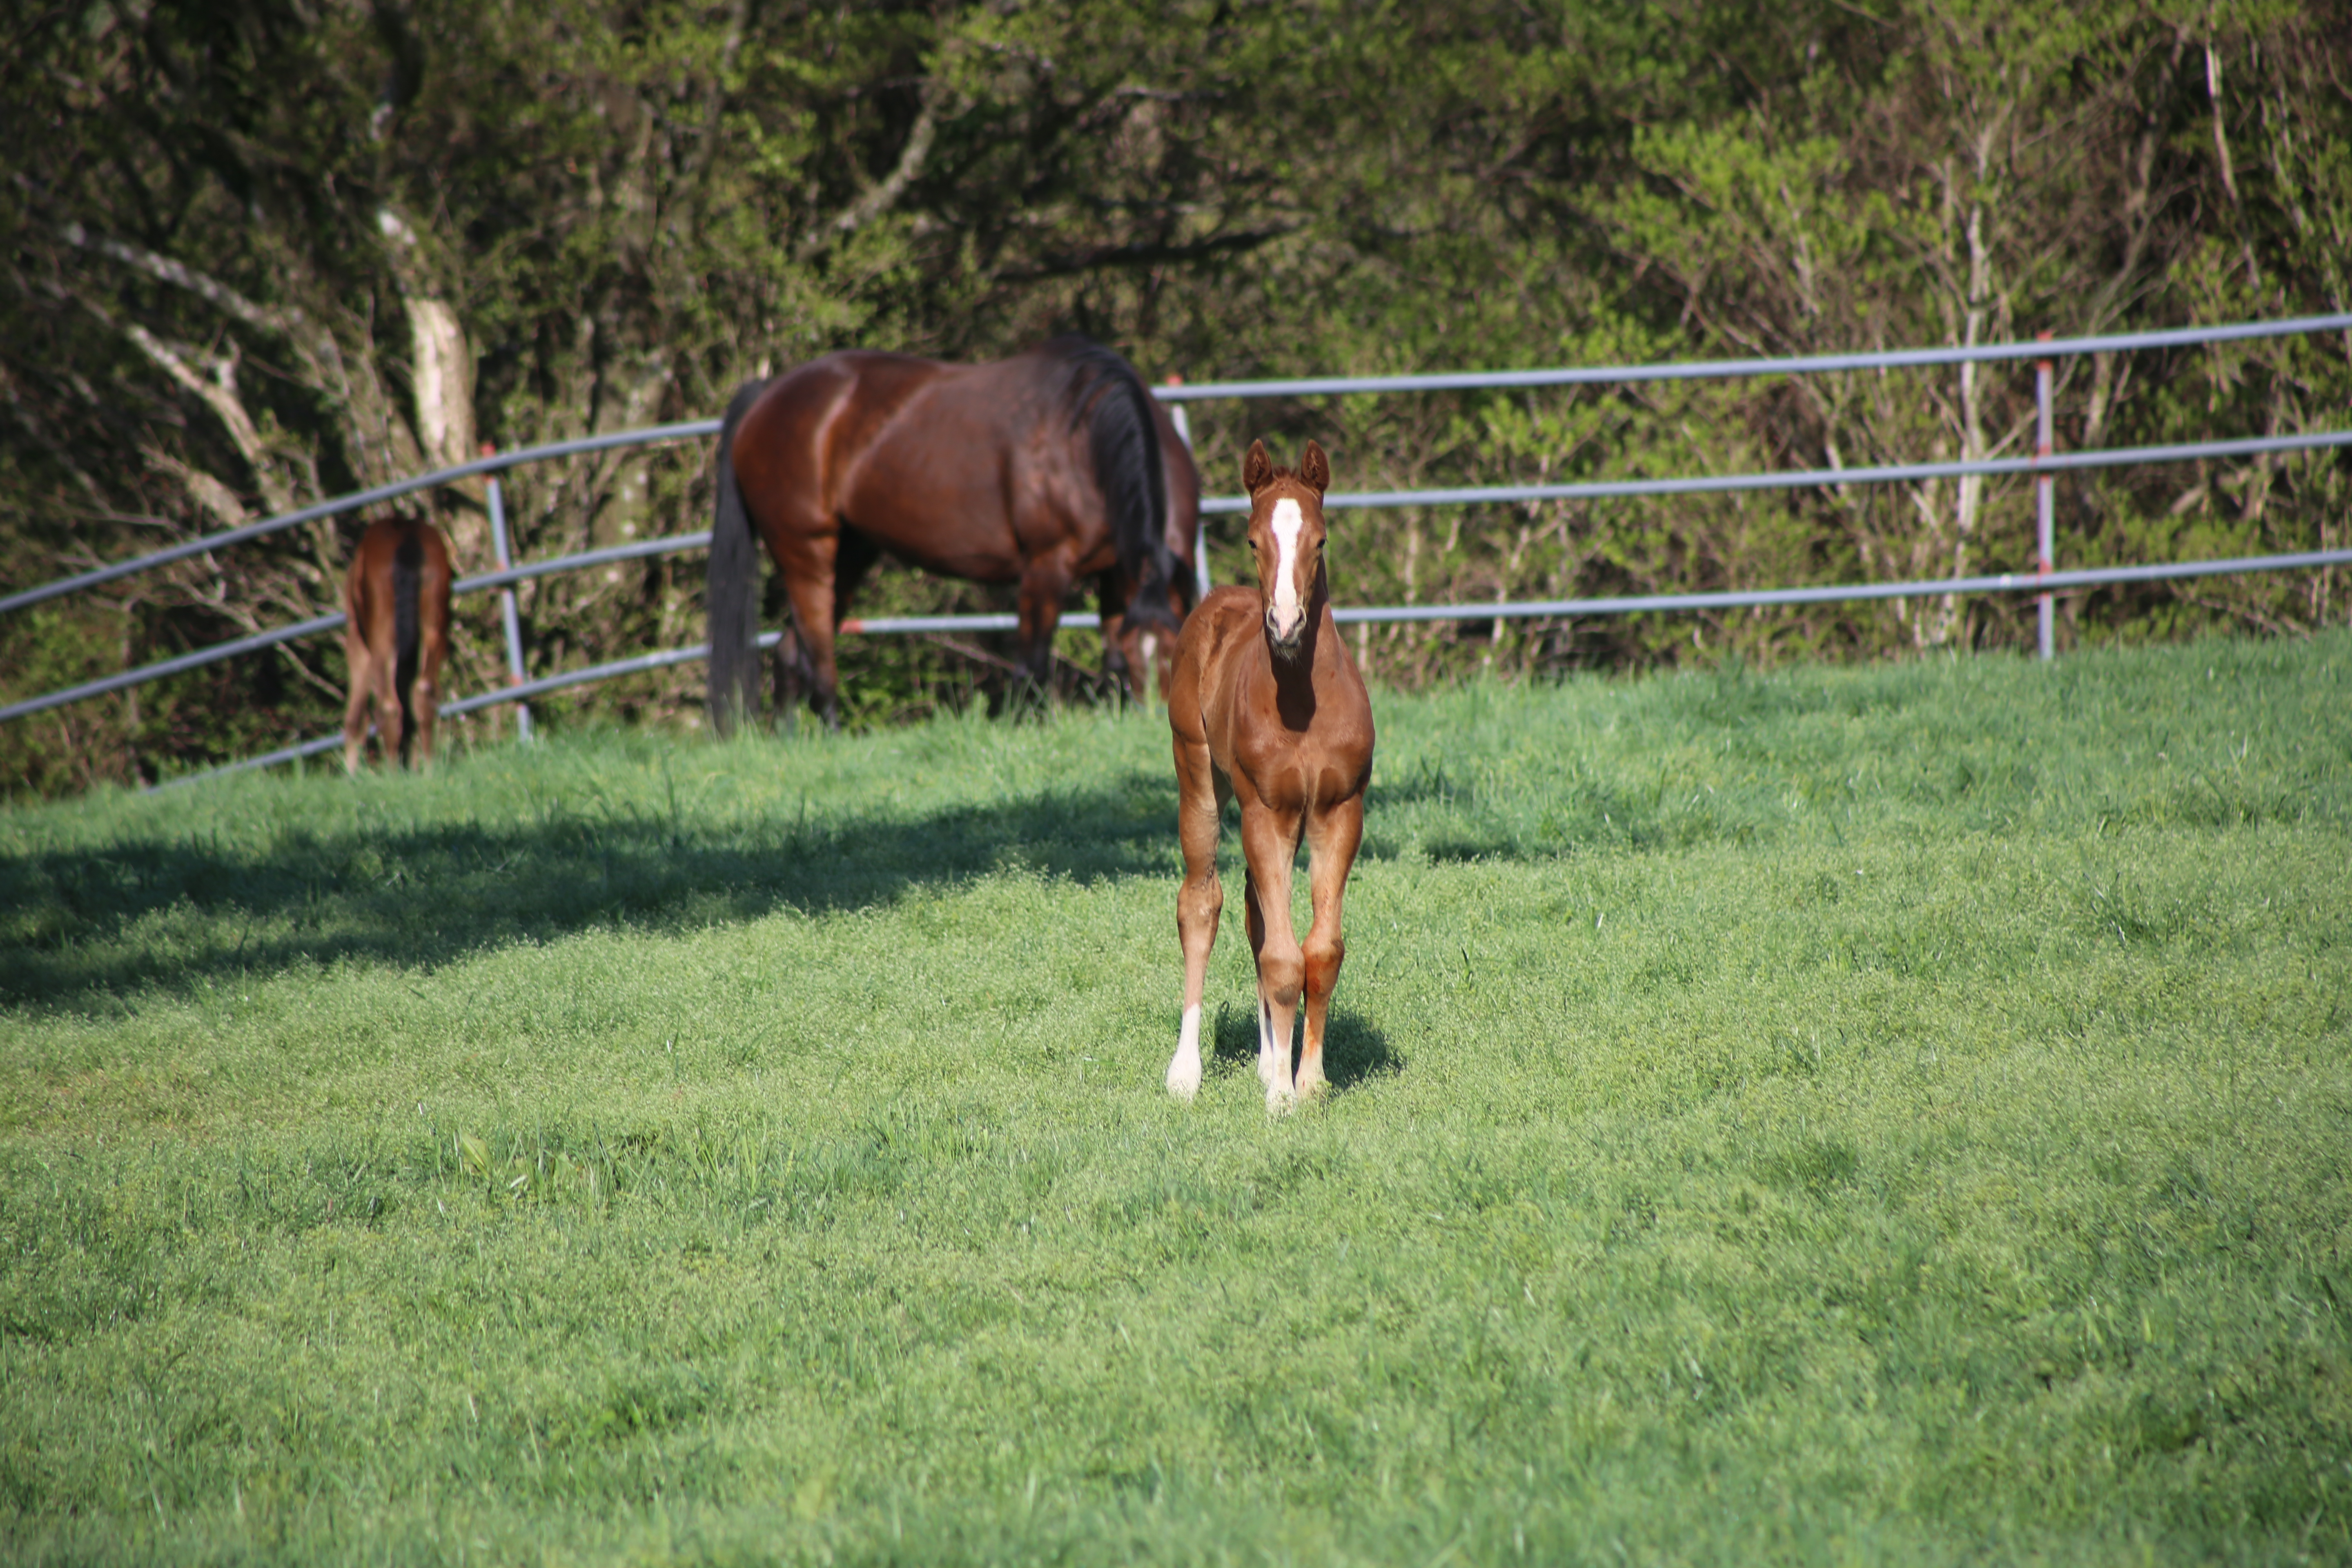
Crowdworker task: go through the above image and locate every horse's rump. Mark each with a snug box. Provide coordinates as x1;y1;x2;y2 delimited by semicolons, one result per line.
342;516;451;771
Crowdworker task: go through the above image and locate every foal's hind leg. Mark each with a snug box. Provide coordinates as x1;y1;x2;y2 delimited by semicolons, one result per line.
341;624;376;774
411;606;448;771
372;638;407;767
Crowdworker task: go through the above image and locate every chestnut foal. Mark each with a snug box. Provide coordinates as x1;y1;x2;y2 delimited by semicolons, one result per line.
1165;439;1375;1111
342;515;452;772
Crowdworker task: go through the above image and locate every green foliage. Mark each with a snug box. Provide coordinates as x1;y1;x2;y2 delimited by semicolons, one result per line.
6;1;2352;795
1;634;2348;1561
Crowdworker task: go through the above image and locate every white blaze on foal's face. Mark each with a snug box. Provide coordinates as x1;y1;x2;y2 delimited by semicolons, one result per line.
1239;438;1332;657
1267;497;1306;641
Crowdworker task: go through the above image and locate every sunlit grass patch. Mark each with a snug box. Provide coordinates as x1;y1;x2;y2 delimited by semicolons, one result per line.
2;633;2348;1564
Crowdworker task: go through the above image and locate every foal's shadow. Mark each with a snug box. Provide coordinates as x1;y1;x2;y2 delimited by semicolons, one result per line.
1208;1002;1403;1091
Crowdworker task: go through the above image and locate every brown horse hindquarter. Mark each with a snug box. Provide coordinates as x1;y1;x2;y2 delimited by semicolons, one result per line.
1166;439;1374;1111
341;516;452;773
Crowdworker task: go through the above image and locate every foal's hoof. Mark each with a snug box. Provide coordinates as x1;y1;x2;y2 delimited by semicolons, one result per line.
1165;1056;1201;1102
1264;1084;1298;1118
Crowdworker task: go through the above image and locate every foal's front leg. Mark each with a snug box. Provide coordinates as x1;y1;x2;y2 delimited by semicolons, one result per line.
1294;797;1365;1100
1238;802;1305;1111
1167;746;1226;1101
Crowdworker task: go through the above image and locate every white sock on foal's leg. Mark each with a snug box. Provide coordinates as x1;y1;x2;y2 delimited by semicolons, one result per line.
1258;996;1296;1114
1166;1004;1203;1101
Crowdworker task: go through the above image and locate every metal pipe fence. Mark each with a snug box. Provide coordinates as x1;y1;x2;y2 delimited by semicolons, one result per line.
11;310;2348;615
484;462;533;742
5;312;2349;775
0;532;713;724
147;544;2352;790
0;420;723;617
9;421;2344;729
2035;336;2057;660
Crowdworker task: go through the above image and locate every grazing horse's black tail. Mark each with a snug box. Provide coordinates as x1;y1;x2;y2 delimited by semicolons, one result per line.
706;379;770;735
1056;338;1183;637
392;525;423;764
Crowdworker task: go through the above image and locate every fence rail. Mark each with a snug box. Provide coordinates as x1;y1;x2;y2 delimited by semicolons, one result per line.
0;421;723;617
1155;312;2352;401
1197;427;2352;515
6;311;2350;775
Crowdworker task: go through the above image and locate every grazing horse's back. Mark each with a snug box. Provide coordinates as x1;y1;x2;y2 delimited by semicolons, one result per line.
705;337;1197;731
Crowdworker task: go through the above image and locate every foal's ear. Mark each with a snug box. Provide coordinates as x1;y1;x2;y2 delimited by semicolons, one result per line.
1242;439;1275;495
1299;439;1330;496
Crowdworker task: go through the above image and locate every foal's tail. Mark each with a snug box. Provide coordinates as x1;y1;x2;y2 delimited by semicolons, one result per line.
705;378;770;735
1063;339;1183;637
391;526;424;762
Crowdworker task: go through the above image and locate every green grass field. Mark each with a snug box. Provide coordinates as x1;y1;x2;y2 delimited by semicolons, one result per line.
2;633;2348;1565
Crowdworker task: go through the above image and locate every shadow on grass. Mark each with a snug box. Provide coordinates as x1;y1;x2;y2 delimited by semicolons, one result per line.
1208;1000;1402;1091
0;768;1187;1011
2;738;1599;1016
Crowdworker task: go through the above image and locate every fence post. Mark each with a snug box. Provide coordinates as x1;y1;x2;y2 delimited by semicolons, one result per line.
1166;375;1209;603
2036;332;2056;661
483;443;532;739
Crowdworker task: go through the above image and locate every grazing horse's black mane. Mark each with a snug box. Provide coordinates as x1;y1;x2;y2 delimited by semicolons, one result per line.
1042;335;1184;631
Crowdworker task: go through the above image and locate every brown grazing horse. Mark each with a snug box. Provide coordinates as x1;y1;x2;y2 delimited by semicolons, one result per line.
705;336;1199;731
341;515;452;772
1165;439;1375;1111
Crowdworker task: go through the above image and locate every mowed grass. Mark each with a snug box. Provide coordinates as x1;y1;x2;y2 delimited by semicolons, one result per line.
2;633;2349;1566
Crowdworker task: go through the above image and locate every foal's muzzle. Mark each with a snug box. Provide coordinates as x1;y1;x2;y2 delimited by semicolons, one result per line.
1265;603;1306;654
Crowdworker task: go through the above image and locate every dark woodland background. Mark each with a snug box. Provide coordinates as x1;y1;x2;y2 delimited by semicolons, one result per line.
4;0;2348;795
